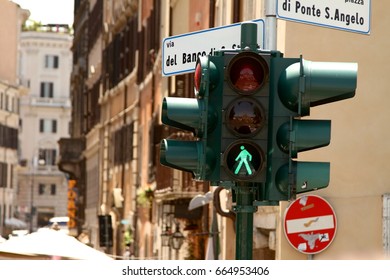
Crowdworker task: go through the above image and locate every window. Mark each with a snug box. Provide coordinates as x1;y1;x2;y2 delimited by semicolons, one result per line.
40;82;54;98
45;55;59;69
113;122;134;165
39;184;45;195
39;119;57;133
38;184;56;195
38;149;57;166
5;95;9;111
0;162;7;188
51;184;56;195
0;124;18;149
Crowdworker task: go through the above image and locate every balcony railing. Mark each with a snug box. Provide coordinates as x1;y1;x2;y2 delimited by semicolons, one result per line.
29;97;71;108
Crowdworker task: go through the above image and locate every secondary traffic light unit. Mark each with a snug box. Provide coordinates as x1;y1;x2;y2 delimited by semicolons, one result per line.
159;53;223;182
267;54;358;202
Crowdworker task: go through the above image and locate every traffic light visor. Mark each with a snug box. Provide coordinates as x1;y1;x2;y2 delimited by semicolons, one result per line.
161;97;205;135
160;139;203;177
278;59;357;115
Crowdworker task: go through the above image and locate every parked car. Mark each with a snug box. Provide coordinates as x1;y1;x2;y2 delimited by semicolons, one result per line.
46;217;69;234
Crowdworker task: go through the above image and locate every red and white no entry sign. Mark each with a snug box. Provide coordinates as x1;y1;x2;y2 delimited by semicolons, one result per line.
284;195;337;254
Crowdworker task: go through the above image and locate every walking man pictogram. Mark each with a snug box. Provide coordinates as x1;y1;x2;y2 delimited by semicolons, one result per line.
234;145;253;175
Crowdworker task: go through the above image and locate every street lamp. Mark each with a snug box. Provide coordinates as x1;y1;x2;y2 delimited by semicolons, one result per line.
160;221;185;251
161;225;171;247
170;222;184;250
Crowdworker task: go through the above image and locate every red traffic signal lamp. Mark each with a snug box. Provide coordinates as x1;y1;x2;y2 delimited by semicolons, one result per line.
228;51;268;93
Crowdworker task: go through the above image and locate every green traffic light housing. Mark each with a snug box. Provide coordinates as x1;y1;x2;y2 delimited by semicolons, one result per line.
160;55;223;181
220;50;270;184
265;53;358;202
160;97;209;178
270;118;332;198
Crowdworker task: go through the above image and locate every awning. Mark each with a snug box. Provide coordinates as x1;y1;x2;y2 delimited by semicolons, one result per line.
0;228;112;260
5;218;27;229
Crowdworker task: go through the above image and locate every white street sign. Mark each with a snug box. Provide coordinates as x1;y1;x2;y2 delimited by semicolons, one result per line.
276;0;371;34
162;19;265;77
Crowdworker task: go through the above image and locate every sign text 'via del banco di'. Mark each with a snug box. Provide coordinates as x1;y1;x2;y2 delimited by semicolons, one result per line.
162;19;265;77
276;0;371;34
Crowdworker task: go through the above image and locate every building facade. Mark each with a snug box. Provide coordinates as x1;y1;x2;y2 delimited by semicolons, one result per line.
17;28;73;232
276;1;389;260
60;0;390;260
0;0;29;237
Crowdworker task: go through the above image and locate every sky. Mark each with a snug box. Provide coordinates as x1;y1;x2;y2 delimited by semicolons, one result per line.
11;0;74;26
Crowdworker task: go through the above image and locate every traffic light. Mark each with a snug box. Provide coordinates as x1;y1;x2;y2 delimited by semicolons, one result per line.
220;51;270;184
266;53;358;201
159;55;223;181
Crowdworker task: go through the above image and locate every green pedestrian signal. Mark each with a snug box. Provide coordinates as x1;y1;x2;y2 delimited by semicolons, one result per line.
235;145;253;176
224;141;264;180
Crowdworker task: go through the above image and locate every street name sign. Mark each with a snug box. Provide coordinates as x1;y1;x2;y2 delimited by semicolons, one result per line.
284;195;337;255
276;0;371;34
162;19;265;77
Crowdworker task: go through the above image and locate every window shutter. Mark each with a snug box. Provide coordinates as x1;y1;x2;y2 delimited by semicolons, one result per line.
40;82;44;97
52;120;57;133
54;56;59;68
39;119;44;132
51;184;56;195
49;82;54;97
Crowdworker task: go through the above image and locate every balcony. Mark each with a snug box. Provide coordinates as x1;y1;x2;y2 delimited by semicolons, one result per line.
30;97;71;108
57;138;85;178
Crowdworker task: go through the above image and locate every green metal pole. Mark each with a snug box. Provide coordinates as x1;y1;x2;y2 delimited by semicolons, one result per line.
234;184;256;260
233;22;259;260
241;22;258;51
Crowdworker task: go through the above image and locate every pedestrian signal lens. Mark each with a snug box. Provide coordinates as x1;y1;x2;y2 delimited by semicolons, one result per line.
224;141;264;180
228;52;268;95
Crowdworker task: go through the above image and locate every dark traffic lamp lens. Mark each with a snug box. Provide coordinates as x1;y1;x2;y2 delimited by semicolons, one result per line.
226;98;265;136
228;52;268;95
